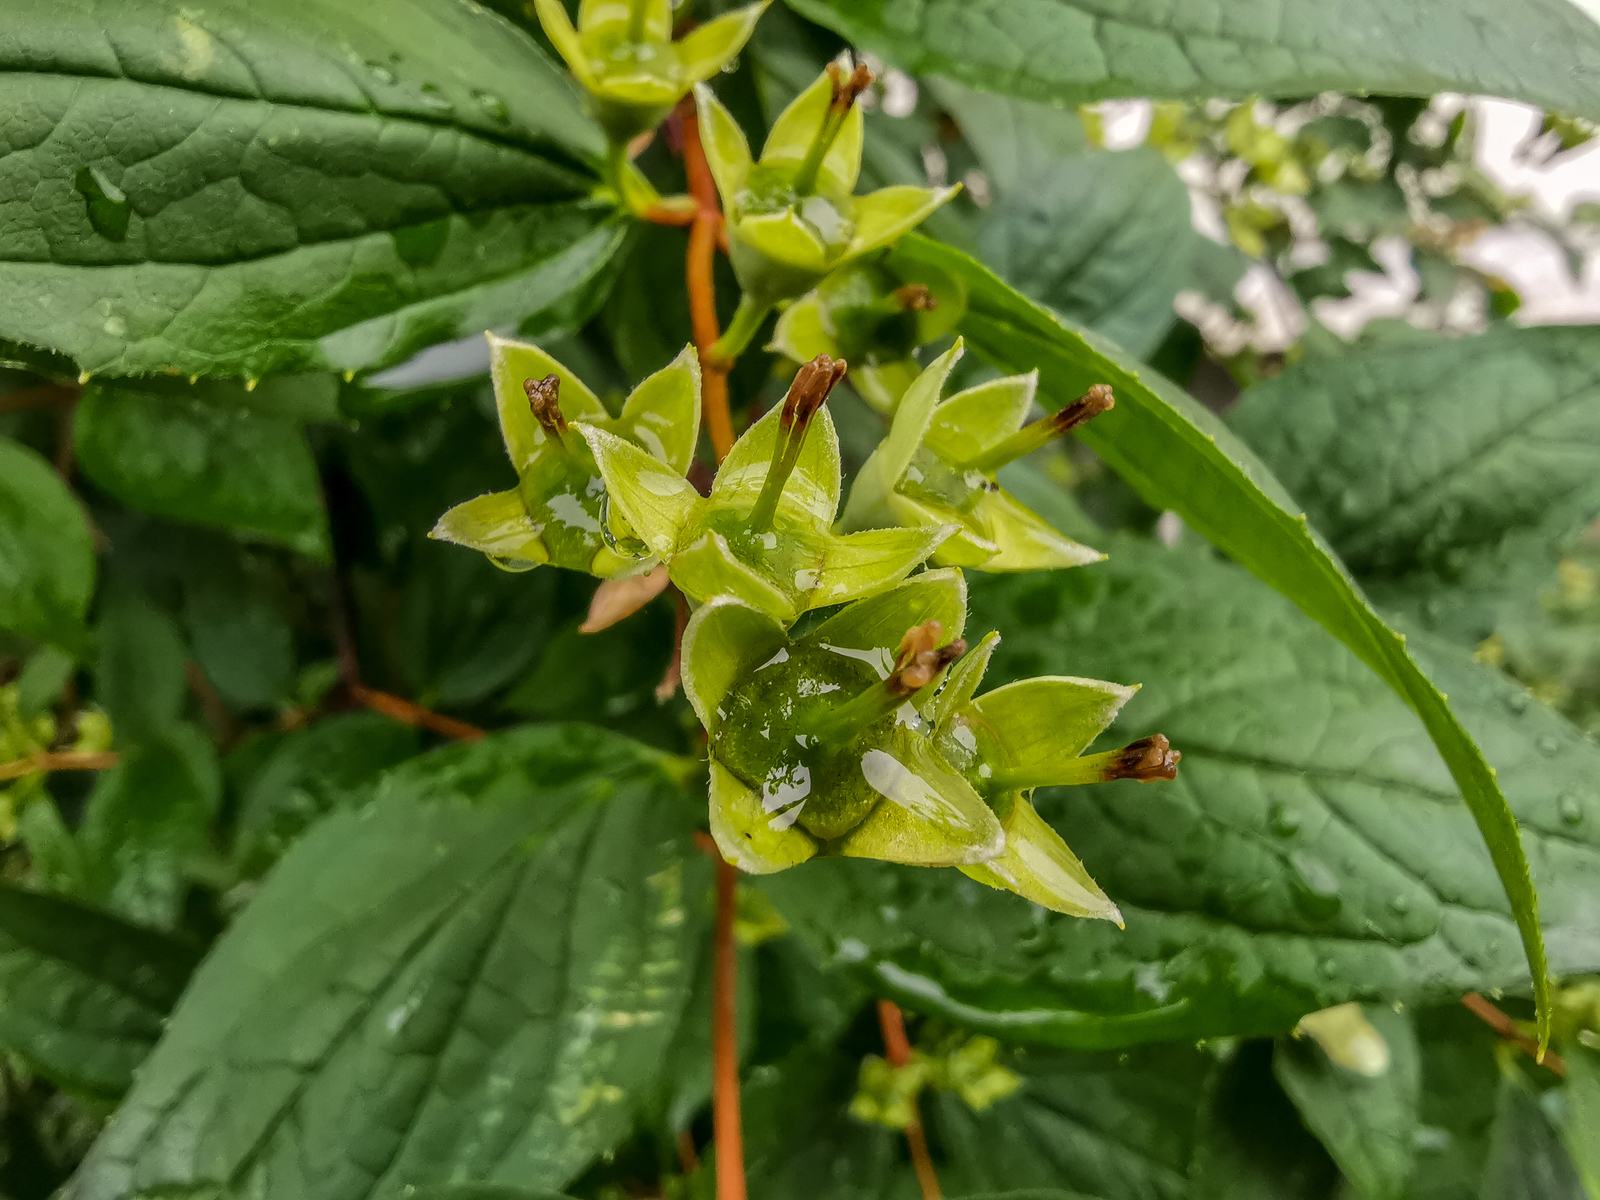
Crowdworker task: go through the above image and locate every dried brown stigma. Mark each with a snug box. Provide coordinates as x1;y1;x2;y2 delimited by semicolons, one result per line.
525;374;567;440
1103;735;1181;783
1052;383;1115;435
889;620;967;697
782;354;849;432
827;62;875;116
893;283;939;312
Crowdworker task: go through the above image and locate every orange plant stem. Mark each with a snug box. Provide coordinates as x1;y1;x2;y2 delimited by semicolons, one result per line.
877;1000;942;1200
0;750;121;783
712;856;746;1200
1462;992;1566;1076
680;104;736;462
351;684;485;743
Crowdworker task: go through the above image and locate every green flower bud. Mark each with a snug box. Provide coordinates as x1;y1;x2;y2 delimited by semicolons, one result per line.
582;354;953;623
535;0;768;144
695;66;961;343
769;253;968;415
430;333;701;579
841;340;1110;573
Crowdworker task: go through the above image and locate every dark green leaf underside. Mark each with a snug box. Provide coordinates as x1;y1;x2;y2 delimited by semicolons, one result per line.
785;0;1600;118
0;436;96;651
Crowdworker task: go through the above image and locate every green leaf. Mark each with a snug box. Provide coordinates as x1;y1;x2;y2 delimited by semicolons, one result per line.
1410;1004;1502;1200
64;724;705;1200
230;714;421;878
893;232;1554;1046
0;0;622;379
925;1044;1211;1200
0;436;94;653
0;882;199;1100
1480;1072;1589;1200
76;379;332;558
1564;1044;1600;1197
1273;1006;1421;1200
1191;1041;1340;1200
1229;326;1600;645
785;0;1600;119
760;540;1600;1049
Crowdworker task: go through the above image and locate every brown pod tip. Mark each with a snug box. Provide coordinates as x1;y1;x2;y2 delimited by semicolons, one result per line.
1053;383;1115;435
1105;734;1181;783
827;62;875;115
525;374;567;438
782;354;849;431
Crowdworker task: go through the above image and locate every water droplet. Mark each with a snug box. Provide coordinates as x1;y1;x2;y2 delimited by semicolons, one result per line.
1289;850;1343;919
367;61;396;84
1388;892;1412;915
598;494;651;559
1505;691;1529;715
391;218;450;267
74;165;130;241
1538;735;1561;756
1559;792;1584;826
1269;801;1301;837
1319;958;1340;978
474;90;510;121
487;554;541;573
1339;488;1363;516
417;83;453;113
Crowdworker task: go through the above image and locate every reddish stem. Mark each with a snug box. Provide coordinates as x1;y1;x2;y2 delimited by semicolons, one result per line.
351;684;485;743
0;751;120;783
877;1000;942;1200
679;102;736;462
1462;992;1566;1076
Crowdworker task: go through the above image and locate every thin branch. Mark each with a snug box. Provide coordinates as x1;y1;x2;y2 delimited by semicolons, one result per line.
1462;992;1566;1076
877;1000;942;1200
678;101;736;462
0;384;75;415
0;751;120;783
712;855;746;1200
350;684;485;743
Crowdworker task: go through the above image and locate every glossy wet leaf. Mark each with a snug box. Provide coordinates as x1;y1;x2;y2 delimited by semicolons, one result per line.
1273;1005;1420;1200
1480;1073;1589;1200
895;232;1553;1044
0;882;200;1100
785;0;1600;118
0;0;621;378
76;379;332;559
760;540;1600;1049
1230;326;1600;646
63;725;705;1200
0;436;95;653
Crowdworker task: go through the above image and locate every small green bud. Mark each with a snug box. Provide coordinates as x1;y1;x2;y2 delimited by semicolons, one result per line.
841;341;1107;573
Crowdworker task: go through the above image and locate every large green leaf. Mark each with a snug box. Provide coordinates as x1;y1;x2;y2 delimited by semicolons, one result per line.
784;0;1600;118
0;436;95;653
1480;1073;1589;1200
0;0;623;379
1229;327;1600;645
0;882;199;1100
760;540;1600;1049
891;232;1553;1044
929;81;1199;359
76;378;333;558
64;724;705;1200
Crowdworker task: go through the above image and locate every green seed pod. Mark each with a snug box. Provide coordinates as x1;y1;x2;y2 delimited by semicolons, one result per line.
695;67;961;341
430;334;701;580
770;253;967;414
841;340;1110;573
535;0;768;144
583;354;953;624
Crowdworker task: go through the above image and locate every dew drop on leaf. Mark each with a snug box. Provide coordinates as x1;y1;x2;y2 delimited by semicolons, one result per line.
1269;800;1301;837
1288;850;1343;919
474;90;510;121
74;165;130;241
1559;792;1584;826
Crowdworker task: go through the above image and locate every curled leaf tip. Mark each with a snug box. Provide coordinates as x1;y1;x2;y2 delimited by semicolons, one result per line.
1054;383;1115;434
889;620;967;697
893;283;939;312
1106;734;1181;782
783;354;849;431
827;61;875;115
525;374;568;439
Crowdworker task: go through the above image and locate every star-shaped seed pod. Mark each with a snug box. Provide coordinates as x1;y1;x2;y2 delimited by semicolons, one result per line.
430;333;700;579
535;0;768;145
580;354;953;624
682;569;1003;873
769;254;966;415
840;340;1108;573
920;631;1180;921
695;66;961;354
